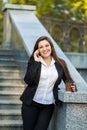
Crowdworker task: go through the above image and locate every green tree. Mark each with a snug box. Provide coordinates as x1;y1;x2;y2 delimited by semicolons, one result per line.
36;0;87;21
7;0;87;21
68;0;87;21
36;0;54;16
8;0;37;5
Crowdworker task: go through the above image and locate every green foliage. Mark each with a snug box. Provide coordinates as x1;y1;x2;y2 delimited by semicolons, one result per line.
36;0;87;21
62;0;87;21
36;0;54;16
8;0;37;5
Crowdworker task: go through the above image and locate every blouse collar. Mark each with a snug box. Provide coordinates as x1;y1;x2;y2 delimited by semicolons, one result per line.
40;56;55;67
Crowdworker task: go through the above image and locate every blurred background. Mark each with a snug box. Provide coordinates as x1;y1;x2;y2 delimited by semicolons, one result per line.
0;0;87;52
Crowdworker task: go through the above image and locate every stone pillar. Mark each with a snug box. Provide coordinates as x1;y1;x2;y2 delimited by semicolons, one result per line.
2;9;12;48
48;86;87;130
57;90;87;130
2;4;36;48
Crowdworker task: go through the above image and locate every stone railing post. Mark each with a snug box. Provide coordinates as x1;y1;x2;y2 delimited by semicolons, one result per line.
2;4;36;48
48;81;87;130
2;8;12;47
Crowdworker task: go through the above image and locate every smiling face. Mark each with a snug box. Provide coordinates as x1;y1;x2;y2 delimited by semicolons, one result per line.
38;40;52;59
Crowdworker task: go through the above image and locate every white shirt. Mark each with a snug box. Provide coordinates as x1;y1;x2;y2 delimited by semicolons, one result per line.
33;57;58;104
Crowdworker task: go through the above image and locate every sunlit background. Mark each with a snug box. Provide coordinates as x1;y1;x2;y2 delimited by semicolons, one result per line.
0;0;87;52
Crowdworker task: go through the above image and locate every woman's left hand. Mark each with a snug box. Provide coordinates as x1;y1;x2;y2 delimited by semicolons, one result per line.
71;83;77;92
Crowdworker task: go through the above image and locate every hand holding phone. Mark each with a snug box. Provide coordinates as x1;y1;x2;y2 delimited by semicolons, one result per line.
34;50;40;62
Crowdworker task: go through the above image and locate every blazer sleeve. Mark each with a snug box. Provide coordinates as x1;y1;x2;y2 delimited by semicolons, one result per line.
24;57;41;85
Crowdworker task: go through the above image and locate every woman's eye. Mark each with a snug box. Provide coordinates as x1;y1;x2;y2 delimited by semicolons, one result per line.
39;44;50;49
46;44;49;47
39;46;43;49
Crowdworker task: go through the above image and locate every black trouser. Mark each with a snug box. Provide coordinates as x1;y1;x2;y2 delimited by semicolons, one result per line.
21;101;55;130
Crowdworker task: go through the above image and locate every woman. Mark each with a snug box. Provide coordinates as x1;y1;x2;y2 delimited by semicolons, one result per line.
20;36;77;130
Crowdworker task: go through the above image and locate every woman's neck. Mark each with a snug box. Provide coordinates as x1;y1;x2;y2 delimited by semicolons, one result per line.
43;56;52;67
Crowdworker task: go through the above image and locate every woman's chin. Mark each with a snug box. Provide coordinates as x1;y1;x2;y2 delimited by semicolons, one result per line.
41;55;51;59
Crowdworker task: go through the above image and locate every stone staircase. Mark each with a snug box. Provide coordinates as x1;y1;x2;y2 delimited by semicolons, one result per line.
0;48;25;130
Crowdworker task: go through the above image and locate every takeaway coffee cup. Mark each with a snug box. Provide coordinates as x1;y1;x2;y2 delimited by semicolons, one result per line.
65;80;74;92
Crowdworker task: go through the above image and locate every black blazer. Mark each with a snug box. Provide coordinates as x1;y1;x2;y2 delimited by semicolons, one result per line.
20;57;68;105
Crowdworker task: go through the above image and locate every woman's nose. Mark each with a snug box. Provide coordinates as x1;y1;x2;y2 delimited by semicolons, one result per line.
43;47;46;51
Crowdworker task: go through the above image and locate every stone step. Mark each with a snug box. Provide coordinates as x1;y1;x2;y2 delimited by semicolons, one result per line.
0;75;22;79
0;120;23;130
0;64;18;68
0;72;22;77
0;58;16;64
0;88;24;93
0;67;20;72
0;58;15;61
0;48;12;51
0;49;13;54
0;49;14;57
0;90;21;94
0;84;25;91
0;69;20;72
0;82;25;91
0;99;22;110
0;79;24;84
0;87;25;91
0;54;13;58
0;68;20;74
0;69;24;83
0;62;17;66
0;109;22;120
0;49;25;130
0;90;24;100
0;48;24;130
0;70;24;78
0;80;23;84
0;82;25;87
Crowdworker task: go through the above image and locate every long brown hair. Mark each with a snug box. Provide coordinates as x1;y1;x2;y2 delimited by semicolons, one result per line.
31;36;73;80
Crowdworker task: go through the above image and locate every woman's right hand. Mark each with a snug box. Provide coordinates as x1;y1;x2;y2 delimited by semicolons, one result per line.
34;50;40;62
